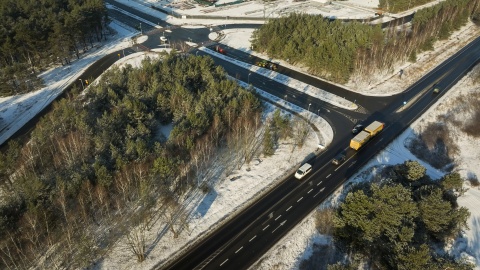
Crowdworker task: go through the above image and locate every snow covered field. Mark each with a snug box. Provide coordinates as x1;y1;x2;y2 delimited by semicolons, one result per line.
138;0;378;19
1;0;480;269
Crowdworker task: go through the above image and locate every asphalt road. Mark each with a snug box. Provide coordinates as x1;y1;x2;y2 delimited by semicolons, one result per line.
3;2;477;269
161;36;480;270
99;3;480;270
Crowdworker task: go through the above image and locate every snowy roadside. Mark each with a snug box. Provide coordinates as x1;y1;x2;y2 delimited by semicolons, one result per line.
254;65;480;270
200;47;358;111
0;22;135;146
94;64;325;269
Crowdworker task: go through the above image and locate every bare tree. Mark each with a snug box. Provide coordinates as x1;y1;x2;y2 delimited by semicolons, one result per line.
125;216;147;262
162;194;188;239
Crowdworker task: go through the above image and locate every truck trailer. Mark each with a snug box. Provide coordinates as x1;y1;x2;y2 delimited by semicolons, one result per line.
349;121;384;150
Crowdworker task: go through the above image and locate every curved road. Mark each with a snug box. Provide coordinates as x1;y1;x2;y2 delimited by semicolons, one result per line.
2;2;477;270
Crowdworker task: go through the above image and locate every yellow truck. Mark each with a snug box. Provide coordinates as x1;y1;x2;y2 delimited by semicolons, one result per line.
350;121;385;150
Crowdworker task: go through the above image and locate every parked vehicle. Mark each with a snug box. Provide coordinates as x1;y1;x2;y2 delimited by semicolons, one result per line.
350;121;385;150
294;163;312;180
433;87;441;94
332;152;346;165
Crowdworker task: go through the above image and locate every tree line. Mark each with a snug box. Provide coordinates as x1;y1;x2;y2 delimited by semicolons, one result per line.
0;52;265;268
0;0;108;96
252;0;480;84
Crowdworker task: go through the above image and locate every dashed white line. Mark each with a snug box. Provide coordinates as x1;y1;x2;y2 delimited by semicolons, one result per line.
317;181;323;186
235;246;243;254
249;235;257;242
326;174;331;178
220;259;229;266
297;197;303;203
314;191;321;197
286;206;292;212
320;187;325;192
275;215;282;221
263;225;270;231
308;188;313;194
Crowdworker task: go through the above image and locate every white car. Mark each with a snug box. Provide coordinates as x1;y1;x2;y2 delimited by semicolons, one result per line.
295;163;312;180
160;36;167;42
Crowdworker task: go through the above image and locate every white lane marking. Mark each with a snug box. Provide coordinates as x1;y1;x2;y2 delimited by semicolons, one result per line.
314;191;321;197
235;246;243;254
220;259;229;266
286;206;292;212
308;188;313;194
263;225;270;231
320;187;325;192
326;174;331;178
275;215;282;221
297;197;303;203
272;220;287;233
249;235;256;242
317;181;323;186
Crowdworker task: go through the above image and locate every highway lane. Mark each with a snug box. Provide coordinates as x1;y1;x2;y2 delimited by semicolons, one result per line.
162;35;480;269
106;0;170;28
197;50;372;132
4;1;472;268
189;41;480;269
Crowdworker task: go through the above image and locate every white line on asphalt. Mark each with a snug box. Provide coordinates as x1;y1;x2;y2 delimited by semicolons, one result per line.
317;181;323;186
314;191;321;197
275;215;281;221
326;174;331;178
297;197;303;203
263;225;270;231
235;246;243;253
249;235;256;242
308;188;313;194
220;259;229;266
286;206;292;211
320;187;325;192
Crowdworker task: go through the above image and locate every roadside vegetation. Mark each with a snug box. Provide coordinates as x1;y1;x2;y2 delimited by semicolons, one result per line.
252;0;479;83
0;0;108;96
0;52;271;268
407;81;480;173
0;50;313;268
303;161;471;270
302;69;480;269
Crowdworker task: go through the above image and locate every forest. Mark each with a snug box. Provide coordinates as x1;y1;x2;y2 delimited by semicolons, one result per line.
0;0;108;96
305;161;472;270
252;0;480;83
0;52;268;268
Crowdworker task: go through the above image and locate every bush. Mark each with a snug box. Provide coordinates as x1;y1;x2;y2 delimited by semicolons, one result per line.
467;172;480;187
406;122;457;171
462;110;480;137
315;208;335;235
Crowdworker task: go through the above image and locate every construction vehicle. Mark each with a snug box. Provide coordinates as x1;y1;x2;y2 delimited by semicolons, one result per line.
255;60;278;70
349;121;384;150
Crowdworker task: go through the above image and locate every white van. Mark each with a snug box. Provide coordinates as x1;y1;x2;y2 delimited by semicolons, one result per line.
295;163;312;180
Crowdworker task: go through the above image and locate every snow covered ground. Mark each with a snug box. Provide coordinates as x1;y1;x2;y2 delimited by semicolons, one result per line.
138;0;378;20
0;22;135;145
255;63;480;270
1;0;480;269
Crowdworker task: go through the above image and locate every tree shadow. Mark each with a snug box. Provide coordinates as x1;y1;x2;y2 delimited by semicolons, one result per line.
196;188;218;217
